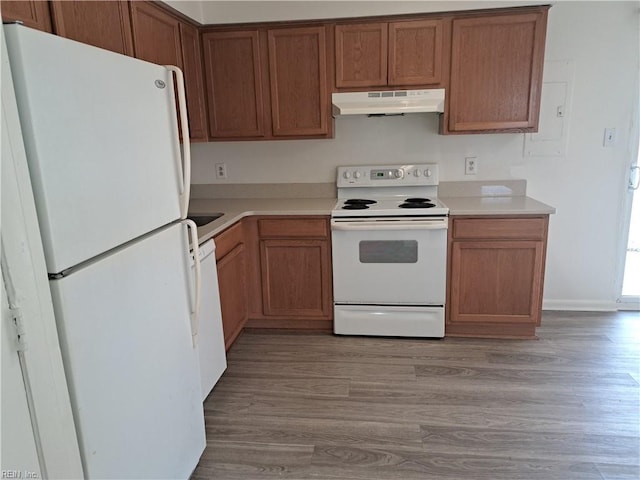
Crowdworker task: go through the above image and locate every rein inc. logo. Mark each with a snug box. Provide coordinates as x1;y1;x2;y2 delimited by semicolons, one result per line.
1;471;39;479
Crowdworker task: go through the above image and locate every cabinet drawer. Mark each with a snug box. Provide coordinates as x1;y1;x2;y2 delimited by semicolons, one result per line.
452;217;547;240
214;221;244;259
258;217;328;238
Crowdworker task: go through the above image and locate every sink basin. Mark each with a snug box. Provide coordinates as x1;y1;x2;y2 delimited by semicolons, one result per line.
187;213;223;227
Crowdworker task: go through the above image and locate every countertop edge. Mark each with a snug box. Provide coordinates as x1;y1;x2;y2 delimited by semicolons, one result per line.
190;195;556;244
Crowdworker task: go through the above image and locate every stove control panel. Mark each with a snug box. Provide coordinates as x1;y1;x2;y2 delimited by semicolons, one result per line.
337;164;439;187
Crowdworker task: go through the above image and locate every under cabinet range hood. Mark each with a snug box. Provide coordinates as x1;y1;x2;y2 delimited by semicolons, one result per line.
332;88;445;116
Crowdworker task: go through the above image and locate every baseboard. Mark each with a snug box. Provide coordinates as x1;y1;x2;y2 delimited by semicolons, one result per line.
542;299;618;312
616;300;640;311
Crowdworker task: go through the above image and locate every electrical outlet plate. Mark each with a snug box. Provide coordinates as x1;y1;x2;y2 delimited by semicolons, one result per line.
603;128;616;147
465;157;478;175
215;163;227;179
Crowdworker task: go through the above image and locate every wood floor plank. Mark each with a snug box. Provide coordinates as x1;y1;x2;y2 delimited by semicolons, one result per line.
204;415;422;450
192;441;313;479
194;311;640;480
309;445;606;480
419;424;639;464
224;359;417;382
212;376;350;398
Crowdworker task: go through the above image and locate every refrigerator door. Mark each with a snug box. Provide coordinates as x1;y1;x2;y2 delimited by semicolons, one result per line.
49;223;205;479
4;25;188;274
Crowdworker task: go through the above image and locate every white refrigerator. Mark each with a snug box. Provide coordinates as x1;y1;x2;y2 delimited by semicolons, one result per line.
4;24;206;479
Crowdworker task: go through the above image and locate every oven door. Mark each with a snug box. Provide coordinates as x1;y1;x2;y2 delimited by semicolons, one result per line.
331;217;447;305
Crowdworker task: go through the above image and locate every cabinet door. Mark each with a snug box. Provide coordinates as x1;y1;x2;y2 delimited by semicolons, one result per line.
389;19;443;86
335;22;387;88
202;30;265;138
448;11;547;132
260;239;332;318
179;22;208;141
449;240;545;325
130;1;182;67
1;1;52;32
50;1;134;56
217;243;247;350
268;26;329;136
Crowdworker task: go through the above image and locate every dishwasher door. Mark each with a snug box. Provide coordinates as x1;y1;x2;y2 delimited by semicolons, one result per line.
191;239;227;401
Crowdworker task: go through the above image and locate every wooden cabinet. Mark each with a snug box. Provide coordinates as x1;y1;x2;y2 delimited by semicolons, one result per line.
202;29;266;138
335;22;387;88
243;216;333;329
214;221;248;350
1;1;52;32
446;216;549;339
335;18;444;89
446;8;548;133
130;1;182;66
178;22;208;141
130;1;208;141
268;26;329;136
50;1;133;55
202;24;331;140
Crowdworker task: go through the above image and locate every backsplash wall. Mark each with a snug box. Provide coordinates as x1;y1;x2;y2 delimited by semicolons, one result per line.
191;114;524;184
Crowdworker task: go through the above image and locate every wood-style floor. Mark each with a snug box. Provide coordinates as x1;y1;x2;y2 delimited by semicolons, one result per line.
192;311;640;480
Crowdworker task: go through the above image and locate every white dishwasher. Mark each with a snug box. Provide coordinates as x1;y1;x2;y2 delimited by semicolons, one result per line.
191;239;227;401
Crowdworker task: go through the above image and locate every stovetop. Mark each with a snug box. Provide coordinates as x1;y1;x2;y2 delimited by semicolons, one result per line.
332;195;449;217
333;163;449;217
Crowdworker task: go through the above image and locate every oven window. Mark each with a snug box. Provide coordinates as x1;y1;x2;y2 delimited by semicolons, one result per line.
359;240;418;263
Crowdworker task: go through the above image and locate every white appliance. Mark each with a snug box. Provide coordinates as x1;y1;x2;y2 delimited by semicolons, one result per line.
332;89;445;116
331;164;449;337
4;24;205;479
191;239;227;401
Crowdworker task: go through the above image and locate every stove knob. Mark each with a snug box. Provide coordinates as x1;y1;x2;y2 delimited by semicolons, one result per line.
343;171;352;179
414;169;422;177
424;169;432;177
354;171;362;179
394;169;404;178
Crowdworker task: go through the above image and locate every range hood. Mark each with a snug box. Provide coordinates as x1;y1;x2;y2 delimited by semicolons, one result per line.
332;89;445;116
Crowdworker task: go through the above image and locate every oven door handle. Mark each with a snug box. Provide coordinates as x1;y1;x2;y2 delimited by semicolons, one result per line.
331;219;448;231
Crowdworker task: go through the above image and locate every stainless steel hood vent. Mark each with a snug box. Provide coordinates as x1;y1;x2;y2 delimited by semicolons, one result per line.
332;89;445;116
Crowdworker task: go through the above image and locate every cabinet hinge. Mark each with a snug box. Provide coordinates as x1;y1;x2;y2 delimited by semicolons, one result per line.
10;306;27;352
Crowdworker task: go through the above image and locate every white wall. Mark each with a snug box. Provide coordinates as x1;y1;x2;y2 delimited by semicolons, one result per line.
188;1;640;311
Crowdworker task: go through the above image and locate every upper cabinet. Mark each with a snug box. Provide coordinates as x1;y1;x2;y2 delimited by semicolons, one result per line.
178;22;208;141
50;1;133;56
1;1;52;32
130;1;208;142
130;2;182;67
335;22;387;88
267;26;329;137
202;29;266;138
202;24;331;140
446;8;548;133
335;18;445;89
389;19;444;87
2;3;549;140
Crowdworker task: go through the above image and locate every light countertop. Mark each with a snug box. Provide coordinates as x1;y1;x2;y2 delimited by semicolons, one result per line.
440;195;556;216
189;197;336;243
189;194;555;243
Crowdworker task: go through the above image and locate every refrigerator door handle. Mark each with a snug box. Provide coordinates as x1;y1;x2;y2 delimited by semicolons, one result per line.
184;220;201;347
166;66;191;218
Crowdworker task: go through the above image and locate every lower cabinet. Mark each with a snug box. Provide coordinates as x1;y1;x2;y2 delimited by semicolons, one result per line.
245;216;333;329
214;221;247;350
446;215;549;338
213;215;333;349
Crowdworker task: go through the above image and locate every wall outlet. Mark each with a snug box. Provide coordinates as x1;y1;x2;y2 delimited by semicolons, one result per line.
215;162;227;179
603;128;616;147
465;157;478;175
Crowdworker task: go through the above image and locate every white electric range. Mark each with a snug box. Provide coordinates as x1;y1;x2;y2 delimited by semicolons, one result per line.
331;164;449;338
